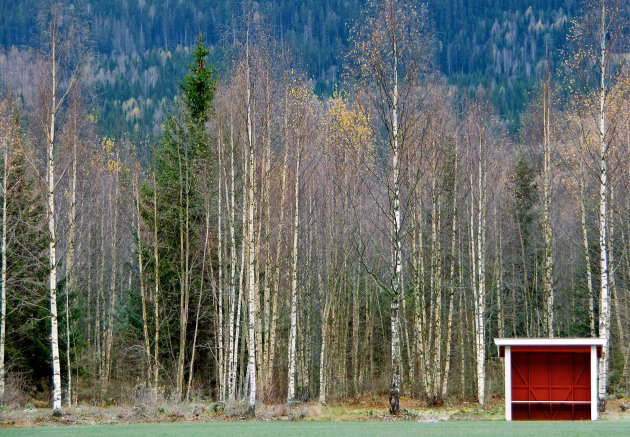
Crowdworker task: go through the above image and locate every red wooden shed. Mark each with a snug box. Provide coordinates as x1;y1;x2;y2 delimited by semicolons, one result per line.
494;338;605;421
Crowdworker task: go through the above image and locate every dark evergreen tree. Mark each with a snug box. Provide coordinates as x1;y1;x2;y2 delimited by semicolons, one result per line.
139;34;216;396
3;149;49;392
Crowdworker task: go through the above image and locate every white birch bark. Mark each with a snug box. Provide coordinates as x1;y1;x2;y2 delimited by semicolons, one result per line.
318;271;329;404
226;108;239;401
476;141;487;407
389;32;402;414
287;139;300;403
597;0;610;411
47;33;62;412
262;76;273;394
245;32;257;413
0;105;9;403
542;78;554;337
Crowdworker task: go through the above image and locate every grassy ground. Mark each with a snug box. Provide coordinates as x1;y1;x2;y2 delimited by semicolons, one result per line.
1;398;628;435
1;420;629;437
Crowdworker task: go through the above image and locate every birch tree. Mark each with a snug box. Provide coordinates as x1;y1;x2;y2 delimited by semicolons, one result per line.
567;0;629;410
33;1;82;412
0;97;12;403
348;0;433;414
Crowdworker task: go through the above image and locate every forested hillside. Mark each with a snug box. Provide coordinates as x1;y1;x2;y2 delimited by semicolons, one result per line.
0;0;578;135
0;0;629;420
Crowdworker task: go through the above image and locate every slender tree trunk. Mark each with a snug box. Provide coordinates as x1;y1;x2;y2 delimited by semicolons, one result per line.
579;171;595;336
262;76;273;396
103;160;119;386
470;135;487;406
287;140;300;403
442;136;458;398
389;35;402;415
542;78;554;337
597;0;610;412
45;31;63;413
268;98;290;392
245;32;257;413
96;206;105;380
352;270;360;396
176;140;187;400
62;114;77;406
152;171;161;390
186;201;210;401
87;226;92;349
0;114;9;403
476;146;487;407
226;108;238;401
414;195;429;394
230;146;248;401
430;182;443;400
135;174;152;387
609;188;624;364
214;130;225;401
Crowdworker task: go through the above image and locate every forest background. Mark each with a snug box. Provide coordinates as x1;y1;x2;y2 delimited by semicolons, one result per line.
0;0;629;417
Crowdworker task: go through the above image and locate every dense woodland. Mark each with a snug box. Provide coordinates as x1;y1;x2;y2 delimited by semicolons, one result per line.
1;0;579;135
0;0;629;416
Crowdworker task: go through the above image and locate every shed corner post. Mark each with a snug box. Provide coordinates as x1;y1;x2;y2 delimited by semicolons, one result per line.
591;345;597;420
505;345;512;421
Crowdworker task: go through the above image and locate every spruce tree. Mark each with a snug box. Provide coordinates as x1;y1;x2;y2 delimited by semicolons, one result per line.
140;33;216;399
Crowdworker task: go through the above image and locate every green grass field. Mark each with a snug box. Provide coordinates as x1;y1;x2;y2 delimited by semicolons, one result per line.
1;420;628;437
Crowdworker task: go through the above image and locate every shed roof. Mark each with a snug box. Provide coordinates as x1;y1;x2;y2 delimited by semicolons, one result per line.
494;338;606;347
494;338;606;358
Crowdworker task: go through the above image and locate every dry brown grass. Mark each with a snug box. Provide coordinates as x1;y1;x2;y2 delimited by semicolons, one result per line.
0;396;628;428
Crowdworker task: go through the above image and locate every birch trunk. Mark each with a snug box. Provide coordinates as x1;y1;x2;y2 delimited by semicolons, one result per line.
389;34;402;414
47;38;62;412
287;140;300;403
86;226;91;349
470;133;487;406
0;111;9;402
413;195;429;393
245;33;257;413
229;147;248;401
597;0;610;412
226;108;238;401
476;147;487;407
262;76;273;395
542;78;554;337
213;131;224;401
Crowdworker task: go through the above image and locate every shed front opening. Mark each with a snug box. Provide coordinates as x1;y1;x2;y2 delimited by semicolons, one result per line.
495;338;605;421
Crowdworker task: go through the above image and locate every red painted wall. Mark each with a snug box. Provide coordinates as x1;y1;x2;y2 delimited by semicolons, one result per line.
511;351;591;420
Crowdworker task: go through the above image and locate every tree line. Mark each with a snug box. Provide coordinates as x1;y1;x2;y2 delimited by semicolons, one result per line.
0;0;628;415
